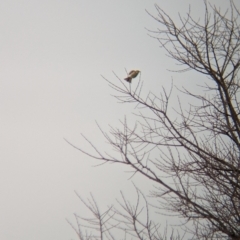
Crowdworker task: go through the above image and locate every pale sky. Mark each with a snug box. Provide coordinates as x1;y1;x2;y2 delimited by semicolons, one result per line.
0;1;237;240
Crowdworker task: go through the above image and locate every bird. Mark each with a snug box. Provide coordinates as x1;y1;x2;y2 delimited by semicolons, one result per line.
124;70;140;83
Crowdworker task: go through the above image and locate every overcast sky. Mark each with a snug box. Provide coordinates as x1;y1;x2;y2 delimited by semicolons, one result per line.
0;1;238;240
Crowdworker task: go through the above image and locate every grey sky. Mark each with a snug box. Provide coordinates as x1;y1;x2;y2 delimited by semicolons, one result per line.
0;1;237;239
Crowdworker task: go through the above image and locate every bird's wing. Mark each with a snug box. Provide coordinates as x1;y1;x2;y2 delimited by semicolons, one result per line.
128;70;135;75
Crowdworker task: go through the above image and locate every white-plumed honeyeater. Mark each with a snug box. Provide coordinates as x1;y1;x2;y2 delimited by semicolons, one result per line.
124;70;140;83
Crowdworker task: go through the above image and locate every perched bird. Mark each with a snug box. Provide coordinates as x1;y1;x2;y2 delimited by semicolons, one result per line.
124;70;140;83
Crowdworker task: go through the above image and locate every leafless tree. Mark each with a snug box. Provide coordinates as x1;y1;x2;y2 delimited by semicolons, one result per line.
67;1;240;239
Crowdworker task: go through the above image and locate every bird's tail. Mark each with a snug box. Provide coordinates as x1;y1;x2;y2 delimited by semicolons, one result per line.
124;77;132;83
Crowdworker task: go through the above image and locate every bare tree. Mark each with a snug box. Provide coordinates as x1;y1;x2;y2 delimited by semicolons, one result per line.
68;1;240;239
